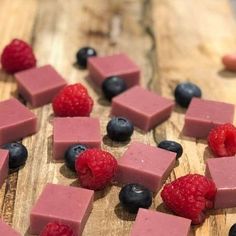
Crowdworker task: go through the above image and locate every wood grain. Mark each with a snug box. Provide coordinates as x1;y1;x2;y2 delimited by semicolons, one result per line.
0;0;235;235
0;0;38;227
0;0;156;235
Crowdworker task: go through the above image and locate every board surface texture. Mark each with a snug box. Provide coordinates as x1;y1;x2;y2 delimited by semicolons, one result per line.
0;0;235;235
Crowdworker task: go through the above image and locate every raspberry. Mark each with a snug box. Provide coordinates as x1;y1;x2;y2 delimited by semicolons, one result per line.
40;222;75;236
75;149;118;190
207;123;236;157
1;39;36;73
161;174;216;224
52;83;93;117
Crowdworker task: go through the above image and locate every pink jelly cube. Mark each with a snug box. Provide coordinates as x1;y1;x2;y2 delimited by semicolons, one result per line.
53;117;101;160
0;98;37;145
130;209;191;236
15;65;67;107
115;142;176;192
206;156;236;209
0;149;9;188
0;219;20;236
30;183;94;235
88;53;140;87
183;98;234;138
111;86;174;132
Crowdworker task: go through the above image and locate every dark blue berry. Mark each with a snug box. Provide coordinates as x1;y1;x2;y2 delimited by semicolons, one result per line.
229;224;236;236
102;76;127;101
174;82;202;108
119;183;152;213
65;144;87;171
76;47;97;68
158;140;183;159
2;142;28;169
107;117;134;142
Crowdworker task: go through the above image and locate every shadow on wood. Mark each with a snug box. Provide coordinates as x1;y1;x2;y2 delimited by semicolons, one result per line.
0;69;13;82
218;69;236;79
156;202;172;214
47;135;53;163
203;146;212;164
114;203;136;221
102;135;131;148
59;164;77;180
94;186;112;201
173;105;186;114
23;226;30;236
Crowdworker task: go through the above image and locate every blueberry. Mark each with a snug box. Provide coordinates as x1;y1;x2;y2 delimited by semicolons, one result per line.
158;140;183;159
65;144;87;172
119;183;152;213
2;142;28;169
76;47;97;68
107;117;134;142
102;76;127;101
229;224;236;236
174;82;202;108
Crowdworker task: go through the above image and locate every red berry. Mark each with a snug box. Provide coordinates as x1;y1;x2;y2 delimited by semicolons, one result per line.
1;39;36;73
52;83;93;117
75;149;118;190
161;174;216;224
40;222;75;236
222;54;236;71
207;123;236;157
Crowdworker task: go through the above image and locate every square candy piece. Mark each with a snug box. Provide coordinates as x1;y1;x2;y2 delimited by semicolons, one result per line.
0;98;37;145
111;86;174;131
206;156;236;209
0;219;20;236
53;117;101;160
15;65;67;107
88;53;140;87
30;183;94;235
183;98;234;138
116;142;176;192
0;149;9;188
130;209;191;236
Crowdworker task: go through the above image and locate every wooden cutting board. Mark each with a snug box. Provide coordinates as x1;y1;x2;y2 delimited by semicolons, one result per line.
0;0;235;235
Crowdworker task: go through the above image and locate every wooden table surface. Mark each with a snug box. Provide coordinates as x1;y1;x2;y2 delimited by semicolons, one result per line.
0;0;236;235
